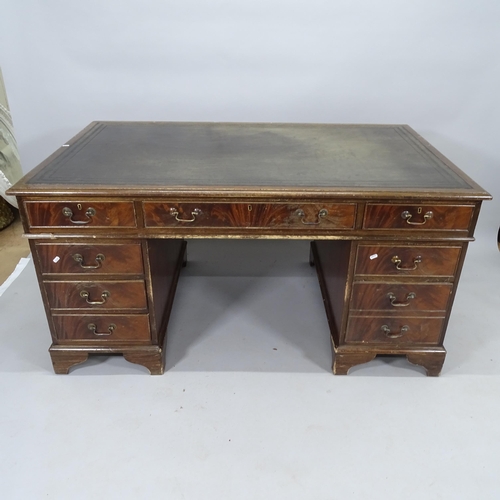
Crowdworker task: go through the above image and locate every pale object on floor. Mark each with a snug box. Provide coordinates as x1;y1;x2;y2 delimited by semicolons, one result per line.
0;256;31;297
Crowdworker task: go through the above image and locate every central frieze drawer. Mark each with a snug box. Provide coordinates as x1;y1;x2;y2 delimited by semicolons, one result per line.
345;316;445;344
36;243;144;275
143;202;356;229
354;245;462;278
52;314;151;342
363;204;474;231
25;201;137;228
44;281;148;310
350;283;453;312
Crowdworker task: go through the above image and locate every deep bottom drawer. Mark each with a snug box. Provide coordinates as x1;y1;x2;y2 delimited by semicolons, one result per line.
345;316;444;344
52;314;151;342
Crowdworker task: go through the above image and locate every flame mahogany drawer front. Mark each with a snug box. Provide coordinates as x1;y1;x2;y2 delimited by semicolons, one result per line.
350;283;453;313
35;243;144;275
363;204;474;231
354;245;462;278
143;202;356;229
345;316;445;345
52;314;151;342
25;201;137;228
44;280;148;310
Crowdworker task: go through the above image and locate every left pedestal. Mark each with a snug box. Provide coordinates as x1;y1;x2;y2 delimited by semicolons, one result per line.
30;238;186;374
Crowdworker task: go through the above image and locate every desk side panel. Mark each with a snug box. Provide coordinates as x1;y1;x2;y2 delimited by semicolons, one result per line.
311;240;353;347
144;239;186;347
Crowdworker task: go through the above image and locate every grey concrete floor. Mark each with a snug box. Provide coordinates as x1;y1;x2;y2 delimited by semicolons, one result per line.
0;236;499;499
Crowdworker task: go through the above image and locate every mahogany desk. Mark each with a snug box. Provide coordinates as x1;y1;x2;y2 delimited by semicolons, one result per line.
7;122;491;375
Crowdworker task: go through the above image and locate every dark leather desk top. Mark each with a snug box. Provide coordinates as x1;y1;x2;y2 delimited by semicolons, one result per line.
10;122;490;199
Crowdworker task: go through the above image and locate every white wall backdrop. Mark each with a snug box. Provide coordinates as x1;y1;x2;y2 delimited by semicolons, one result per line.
1;0;499;240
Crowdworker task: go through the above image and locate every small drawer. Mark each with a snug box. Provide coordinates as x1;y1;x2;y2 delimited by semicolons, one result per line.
345;316;444;344
25;201;137;228
143;202;356;230
354;245;462;278
350;283;453;312
36;243;144;275
363;204;474;231
45;281;148;310
52;314;151;342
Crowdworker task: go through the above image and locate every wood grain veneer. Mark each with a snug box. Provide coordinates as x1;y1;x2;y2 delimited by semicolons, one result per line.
363;204;474;230
35;242;144;275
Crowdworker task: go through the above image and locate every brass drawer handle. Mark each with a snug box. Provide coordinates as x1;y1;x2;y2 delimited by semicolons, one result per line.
401;210;433;225
88;323;116;336
72;253;105;269
62;206;96;224
387;292;416;307
295;208;328;225
391;255;422;271
381;324;409;339
170;207;202;222
80;290;110;305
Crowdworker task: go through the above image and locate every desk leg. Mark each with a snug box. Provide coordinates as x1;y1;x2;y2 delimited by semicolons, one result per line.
49;346;166;374
123;347;164;375
333;349;377;375
407;350;446;376
49;347;89;374
332;346;446;376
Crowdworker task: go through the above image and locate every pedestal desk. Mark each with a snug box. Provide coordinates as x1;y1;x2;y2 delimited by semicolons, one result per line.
7;122;491;375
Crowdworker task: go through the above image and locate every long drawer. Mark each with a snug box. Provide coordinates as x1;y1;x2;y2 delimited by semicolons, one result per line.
143;202;356;229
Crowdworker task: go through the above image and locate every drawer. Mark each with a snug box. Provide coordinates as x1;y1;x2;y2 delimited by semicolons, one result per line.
345;316;444;344
52;314;151;342
45;280;148;310
143;202;356;229
25;201;137;228
363;204;474;231
36;243;144;275
350;283;453;312
355;245;462;278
